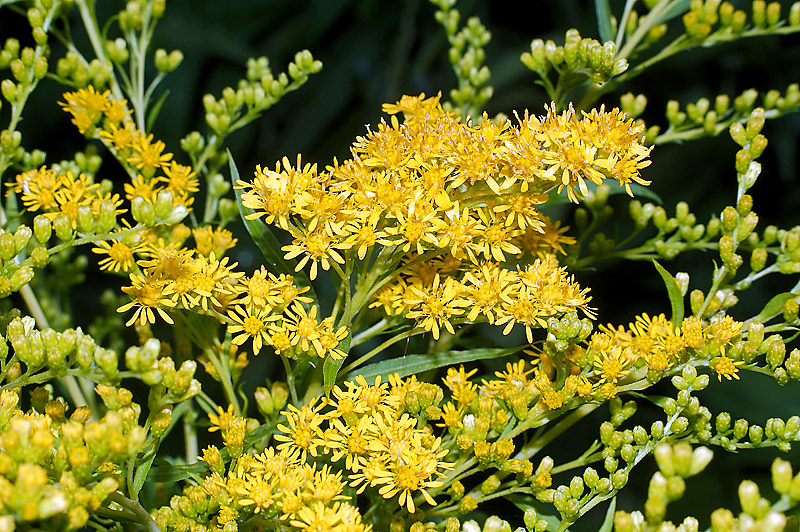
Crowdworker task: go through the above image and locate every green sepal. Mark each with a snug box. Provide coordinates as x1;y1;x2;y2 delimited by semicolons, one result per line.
351;346;521;383
594;0;615;43
653;259;684;326
228;150;317;303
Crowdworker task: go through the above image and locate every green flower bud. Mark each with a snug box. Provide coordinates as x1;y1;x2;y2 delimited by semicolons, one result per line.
672;416;690;434
765;334;786;368
0;129;21;153
76;205;95;234
739;479;763;516
611;469;629;490
749;424;764;445
130;196;156;226
94;347;118;378
0;233;15;262
1;80;17;104
52;213;73;241
749;247;768;272
481;474;501;495
151;408;172;438
10;265;33;291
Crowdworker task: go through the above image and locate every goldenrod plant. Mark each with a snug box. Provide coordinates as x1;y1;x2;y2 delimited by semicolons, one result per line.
0;0;799;531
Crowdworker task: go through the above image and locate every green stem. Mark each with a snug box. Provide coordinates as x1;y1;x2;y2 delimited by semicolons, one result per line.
74;0;125;101
281;354;300;405
107;492;161;532
339;326;424;376
350;318;389;348
204;347;240;416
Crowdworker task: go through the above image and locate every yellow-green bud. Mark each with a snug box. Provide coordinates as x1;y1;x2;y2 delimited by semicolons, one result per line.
10;265;33;291
76;205;95;234
481;474;501;494
749;424;764;444
152;408;172;437
131;196;156;226
52;213;73;241
0;233;15;262
33;215;52;245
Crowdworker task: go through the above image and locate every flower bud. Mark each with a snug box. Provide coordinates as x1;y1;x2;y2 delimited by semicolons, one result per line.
152;407;172;437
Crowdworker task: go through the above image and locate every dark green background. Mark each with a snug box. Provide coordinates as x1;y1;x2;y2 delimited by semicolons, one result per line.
2;0;800;528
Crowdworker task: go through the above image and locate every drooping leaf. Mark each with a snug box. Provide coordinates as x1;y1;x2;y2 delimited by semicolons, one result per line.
146;89;171;132
754;292;797;323
228;150;316;302
599;497;617;532
594;0;615;43
653;259;684;326
653;0;691;24
323;330;352;394
351;346;522;382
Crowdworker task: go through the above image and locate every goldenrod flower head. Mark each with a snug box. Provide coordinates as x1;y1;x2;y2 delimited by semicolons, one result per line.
712;346;745;381
117;272;177;326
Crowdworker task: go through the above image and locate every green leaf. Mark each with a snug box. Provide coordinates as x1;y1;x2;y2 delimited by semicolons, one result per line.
599;497;617;532
594;0;615;43
653;260;684;326
654;0;691;24
228;150;316;302
131;444;158;499
323;330;352;394
351;346;522;382
754;292;797;323
146;89;170;132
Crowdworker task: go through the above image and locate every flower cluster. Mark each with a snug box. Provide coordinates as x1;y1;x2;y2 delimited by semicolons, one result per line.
0;389;144;530
237;93;651;280
275;376;451;513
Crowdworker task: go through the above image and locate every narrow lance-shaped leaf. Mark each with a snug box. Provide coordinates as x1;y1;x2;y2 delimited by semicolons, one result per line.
753;292;797;324
599;497;617;532
323;330;352;394
351;346;522;383
594;0;615;43
228;150;317;302
653;259;684;326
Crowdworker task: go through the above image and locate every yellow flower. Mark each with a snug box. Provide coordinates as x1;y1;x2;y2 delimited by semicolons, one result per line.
208;404;236;433
275;399;326;460
117;272;176;326
282;226;348;280
127;133;173;176
99;120;138;151
228;304;278;355
92;239;138;273
159;161;199;196
60;86;111;133
404;274;469;340
192;225;237;258
711;347;745;381
592;345;636;384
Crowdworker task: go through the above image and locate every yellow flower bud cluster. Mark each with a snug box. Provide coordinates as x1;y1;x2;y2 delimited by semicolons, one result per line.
0;389;144;530
157;445;368;532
